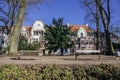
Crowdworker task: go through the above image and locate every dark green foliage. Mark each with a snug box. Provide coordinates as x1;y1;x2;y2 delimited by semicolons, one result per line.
18;35;29;50
113;42;120;50
28;42;40;50
84;64;120;80
18;35;40;50
45;18;74;55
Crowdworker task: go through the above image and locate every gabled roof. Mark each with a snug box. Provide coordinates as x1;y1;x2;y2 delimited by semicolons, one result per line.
69;25;91;33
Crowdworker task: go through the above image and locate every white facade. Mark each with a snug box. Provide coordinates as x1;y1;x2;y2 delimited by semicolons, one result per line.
70;25;95;50
77;27;87;38
21;20;45;44
31;20;45;43
21;27;27;36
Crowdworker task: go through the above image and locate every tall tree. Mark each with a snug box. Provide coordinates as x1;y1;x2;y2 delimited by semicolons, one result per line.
80;0;101;50
9;0;26;54
95;0;115;55
81;0;115;55
0;0;43;54
45;18;73;55
0;0;19;34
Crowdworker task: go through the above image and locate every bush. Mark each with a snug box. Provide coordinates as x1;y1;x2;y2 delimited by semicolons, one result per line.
0;64;120;80
37;65;74;80
18;35;41;50
28;41;41;50
83;64;120;80
18;35;29;50
0;64;36;80
113;42;120;51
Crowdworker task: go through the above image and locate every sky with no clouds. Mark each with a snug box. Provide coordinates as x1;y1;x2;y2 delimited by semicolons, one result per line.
23;0;120;28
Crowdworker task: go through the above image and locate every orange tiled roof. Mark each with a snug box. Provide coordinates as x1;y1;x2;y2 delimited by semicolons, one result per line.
69;25;91;33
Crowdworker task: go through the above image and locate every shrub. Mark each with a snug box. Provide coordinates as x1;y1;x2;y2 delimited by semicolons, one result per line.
113;42;120;50
37;65;74;80
0;64;36;80
0;64;120;80
18;35;29;50
84;64;120;80
28;41;41;50
18;35;41;50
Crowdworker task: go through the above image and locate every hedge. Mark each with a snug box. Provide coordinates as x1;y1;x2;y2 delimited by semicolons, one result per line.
0;64;120;80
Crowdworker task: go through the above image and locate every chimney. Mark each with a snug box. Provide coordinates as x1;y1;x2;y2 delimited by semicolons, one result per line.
67;23;70;26
86;24;88;26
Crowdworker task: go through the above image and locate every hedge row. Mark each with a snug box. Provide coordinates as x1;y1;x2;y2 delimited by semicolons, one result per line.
0;64;120;80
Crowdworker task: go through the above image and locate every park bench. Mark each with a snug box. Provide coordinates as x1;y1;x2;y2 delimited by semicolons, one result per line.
18;50;43;56
76;50;100;54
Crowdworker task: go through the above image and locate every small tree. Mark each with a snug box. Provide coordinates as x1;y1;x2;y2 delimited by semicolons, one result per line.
18;35;28;50
45;18;73;55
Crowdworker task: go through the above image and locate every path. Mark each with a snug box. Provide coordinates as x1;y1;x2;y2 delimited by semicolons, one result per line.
0;55;120;66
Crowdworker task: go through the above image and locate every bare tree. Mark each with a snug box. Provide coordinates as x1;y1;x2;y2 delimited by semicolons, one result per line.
80;0;101;50
80;0;115;55
0;0;43;54
110;20;120;38
0;0;19;34
95;0;115;55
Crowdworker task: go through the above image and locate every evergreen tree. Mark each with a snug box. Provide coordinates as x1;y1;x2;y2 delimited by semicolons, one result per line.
45;18;73;55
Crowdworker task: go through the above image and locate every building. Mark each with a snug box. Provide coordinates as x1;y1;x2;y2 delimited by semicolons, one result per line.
0;26;8;49
69;24;96;50
21;20;45;49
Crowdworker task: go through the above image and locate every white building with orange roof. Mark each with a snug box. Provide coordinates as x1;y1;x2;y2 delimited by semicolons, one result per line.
21;20;45;45
69;24;96;50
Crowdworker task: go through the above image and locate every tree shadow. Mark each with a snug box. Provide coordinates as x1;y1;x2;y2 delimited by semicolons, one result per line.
10;57;35;60
62;58;92;61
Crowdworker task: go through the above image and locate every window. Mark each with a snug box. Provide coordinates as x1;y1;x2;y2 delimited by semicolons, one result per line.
39;31;44;36
81;33;83;37
34;31;39;35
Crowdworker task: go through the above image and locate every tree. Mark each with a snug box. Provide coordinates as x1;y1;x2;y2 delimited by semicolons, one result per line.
0;0;19;34
95;0;115;55
9;0;26;54
110;21;120;38
0;0;43;54
80;0;101;50
18;35;28;50
80;0;115;55
45;18;73;55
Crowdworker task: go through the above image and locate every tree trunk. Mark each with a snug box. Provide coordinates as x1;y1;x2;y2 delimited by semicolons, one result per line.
9;1;26;54
95;5;100;50
105;30;115;55
60;48;64;56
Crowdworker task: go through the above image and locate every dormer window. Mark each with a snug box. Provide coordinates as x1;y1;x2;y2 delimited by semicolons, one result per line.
38;24;40;26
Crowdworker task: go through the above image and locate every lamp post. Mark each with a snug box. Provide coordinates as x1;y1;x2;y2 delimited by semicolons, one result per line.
73;33;77;60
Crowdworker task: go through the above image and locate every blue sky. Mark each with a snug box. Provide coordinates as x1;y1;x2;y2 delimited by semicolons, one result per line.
23;0;120;28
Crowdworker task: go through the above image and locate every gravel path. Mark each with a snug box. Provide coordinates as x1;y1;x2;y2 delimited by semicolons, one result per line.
0;55;120;66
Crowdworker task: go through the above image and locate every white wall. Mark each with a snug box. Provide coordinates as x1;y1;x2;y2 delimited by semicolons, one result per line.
31;20;45;43
77;27;87;38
